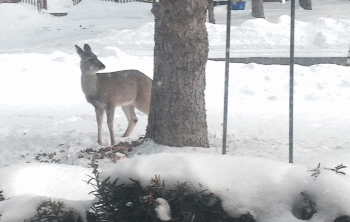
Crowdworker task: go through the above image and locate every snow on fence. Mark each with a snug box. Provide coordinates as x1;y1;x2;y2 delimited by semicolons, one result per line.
73;0;139;5
102;0;137;2
20;0;47;10
21;0;149;9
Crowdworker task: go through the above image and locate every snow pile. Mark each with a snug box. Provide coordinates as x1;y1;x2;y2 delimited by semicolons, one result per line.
0;3;50;29
66;0;152;21
76;15;350;56
0;164;92;200
155;198;172;221
0;164;93;221
209;15;350;53
46;0;72;13
102;153;350;221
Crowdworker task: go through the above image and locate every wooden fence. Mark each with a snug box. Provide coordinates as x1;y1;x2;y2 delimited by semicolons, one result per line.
20;0;47;10
20;0;147;9
102;0;138;2
72;0;81;5
73;0;140;5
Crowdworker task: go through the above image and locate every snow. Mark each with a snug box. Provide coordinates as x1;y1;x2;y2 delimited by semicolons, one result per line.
155;198;172;221
0;164;93;221
0;0;350;221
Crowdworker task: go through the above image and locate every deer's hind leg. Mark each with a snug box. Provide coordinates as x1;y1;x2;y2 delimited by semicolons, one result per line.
122;105;138;137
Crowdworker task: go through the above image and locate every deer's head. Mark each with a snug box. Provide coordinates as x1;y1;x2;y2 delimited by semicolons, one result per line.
75;44;106;74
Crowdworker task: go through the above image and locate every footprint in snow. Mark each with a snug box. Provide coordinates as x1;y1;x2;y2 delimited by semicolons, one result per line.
240;89;255;95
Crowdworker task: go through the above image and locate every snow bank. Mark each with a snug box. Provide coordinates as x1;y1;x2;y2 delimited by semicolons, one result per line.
46;0;72;13
67;0;152;20
101;152;350;222
68;12;350;55
0;163;93;200
209;15;350;52
0;3;51;29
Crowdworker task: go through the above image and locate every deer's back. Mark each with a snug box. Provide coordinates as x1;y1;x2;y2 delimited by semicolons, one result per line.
94;69;152;112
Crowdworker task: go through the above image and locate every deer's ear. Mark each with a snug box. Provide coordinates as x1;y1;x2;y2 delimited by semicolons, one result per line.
75;45;84;55
84;44;92;52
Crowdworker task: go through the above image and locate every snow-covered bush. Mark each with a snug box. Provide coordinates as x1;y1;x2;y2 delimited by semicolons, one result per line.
85;164;253;222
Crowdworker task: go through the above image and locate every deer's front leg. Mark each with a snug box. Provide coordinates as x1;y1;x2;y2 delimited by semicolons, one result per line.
95;108;105;145
106;105;116;145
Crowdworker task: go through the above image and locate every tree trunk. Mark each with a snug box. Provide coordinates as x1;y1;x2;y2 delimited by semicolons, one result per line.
252;0;265;18
299;0;312;10
145;0;209;148
208;0;215;24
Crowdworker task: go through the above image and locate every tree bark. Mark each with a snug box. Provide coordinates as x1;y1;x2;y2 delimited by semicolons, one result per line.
145;0;209;148
208;0;216;24
252;0;265;18
299;0;312;10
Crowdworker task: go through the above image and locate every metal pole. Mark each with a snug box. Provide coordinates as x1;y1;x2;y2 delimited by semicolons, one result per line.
347;46;350;66
222;0;232;155
289;0;296;163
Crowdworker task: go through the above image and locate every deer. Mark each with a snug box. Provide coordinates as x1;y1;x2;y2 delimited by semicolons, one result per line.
75;44;152;145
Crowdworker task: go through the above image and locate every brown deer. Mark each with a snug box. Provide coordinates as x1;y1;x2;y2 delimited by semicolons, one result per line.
75;44;152;145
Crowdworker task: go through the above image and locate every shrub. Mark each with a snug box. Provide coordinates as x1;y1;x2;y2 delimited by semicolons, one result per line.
25;199;83;222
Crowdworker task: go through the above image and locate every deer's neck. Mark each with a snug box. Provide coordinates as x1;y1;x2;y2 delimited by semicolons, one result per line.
81;72;99;98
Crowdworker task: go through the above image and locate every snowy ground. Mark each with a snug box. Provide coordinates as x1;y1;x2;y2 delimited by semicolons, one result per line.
0;0;350;221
